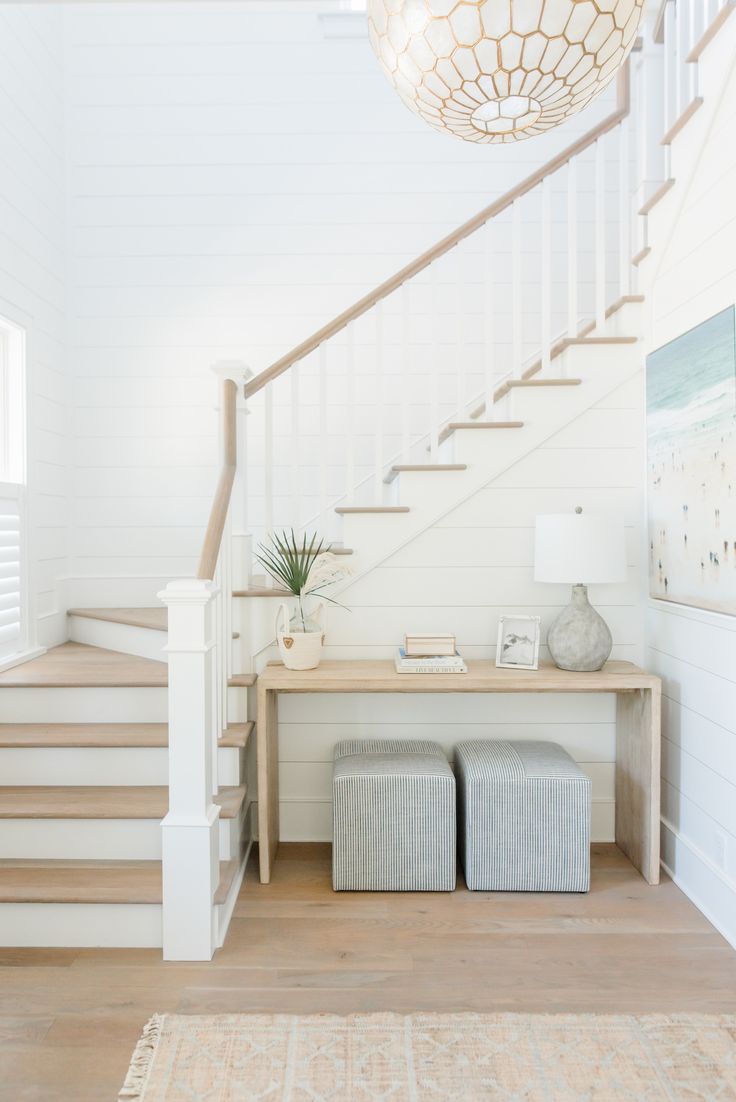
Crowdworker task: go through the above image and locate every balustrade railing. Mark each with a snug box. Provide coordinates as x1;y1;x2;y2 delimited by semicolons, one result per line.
160;0;736;960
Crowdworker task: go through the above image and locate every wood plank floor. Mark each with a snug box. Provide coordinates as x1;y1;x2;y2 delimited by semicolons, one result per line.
2;844;735;1102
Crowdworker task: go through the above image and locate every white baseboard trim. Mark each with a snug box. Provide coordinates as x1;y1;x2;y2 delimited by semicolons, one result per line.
0;646;45;674
661;818;736;951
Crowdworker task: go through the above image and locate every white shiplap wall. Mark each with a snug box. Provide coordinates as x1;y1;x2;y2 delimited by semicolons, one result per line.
62;0;619;603
273;375;646;842
646;34;736;947
0;5;68;647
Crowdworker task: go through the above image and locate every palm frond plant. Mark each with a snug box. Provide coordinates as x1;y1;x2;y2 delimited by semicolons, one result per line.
254;529;351;632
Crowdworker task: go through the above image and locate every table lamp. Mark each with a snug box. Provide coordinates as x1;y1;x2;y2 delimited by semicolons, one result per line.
534;508;627;672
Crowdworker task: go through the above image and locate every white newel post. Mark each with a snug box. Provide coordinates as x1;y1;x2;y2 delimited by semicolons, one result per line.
159;578;220;961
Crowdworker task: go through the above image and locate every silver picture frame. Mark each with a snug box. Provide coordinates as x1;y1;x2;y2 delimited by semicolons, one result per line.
496;615;542;671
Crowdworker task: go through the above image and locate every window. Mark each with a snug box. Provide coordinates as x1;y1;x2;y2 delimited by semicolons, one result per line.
0;316;26;661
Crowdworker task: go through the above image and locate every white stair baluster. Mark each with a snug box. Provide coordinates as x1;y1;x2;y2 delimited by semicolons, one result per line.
455;243;466;422
290;362;300;532
345;322;356;501
687;0;698;99
567;156;578;339
374;301;384;500
264;384;274;537
512;199;522;380
541;176;551;375
318;343;328;537
664;0;677;137
430;265;440;458
401;282;411;459
483;220;495;421
619;118;630;298
595;136;606;332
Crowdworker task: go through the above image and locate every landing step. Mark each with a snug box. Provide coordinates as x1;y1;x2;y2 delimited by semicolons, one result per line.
276;545;354;556
233;587;290;598
385;464;467;484
506;378;582;388
0;858;239;905
0;785;246;819
68;608;167;632
335;506;410;514
0;643;167;688
0;721;253;749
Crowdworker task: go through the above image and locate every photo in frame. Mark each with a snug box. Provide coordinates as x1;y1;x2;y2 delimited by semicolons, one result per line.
496;615;541;670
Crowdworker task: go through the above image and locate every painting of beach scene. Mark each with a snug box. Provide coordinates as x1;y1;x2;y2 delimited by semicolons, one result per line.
647;306;736;614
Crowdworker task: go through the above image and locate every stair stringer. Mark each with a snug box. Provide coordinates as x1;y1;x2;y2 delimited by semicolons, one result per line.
249;338;644;665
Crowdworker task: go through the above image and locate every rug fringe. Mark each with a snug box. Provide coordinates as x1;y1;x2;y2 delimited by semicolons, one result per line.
118;1014;164;1101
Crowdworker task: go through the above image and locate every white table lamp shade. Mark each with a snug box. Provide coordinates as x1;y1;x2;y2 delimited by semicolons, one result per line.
534;514;627;585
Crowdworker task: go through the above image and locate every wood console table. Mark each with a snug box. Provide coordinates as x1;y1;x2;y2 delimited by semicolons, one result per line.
256;659;661;886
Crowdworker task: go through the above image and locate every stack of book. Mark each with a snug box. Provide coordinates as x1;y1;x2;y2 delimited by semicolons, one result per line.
395;634;467;674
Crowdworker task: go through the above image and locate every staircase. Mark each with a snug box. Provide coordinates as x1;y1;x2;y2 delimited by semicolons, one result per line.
1;0;734;960
0;630;254;949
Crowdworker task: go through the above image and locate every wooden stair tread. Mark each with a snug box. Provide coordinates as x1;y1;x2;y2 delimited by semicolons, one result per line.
219;721;254;748
449;421;524;430
0;643;167;688
0;723;169;748
228;673;257;688
687;1;735;61
335;506;410;514
506;378;582;387
632;246;651;267
0;858;239;905
391;464;467;471
67;607;167;632
385;464;467;484
0;721;253;749
561;336;638;346
638;179;675;216
233;587;290;598
0;785;246;819
661;97;703;146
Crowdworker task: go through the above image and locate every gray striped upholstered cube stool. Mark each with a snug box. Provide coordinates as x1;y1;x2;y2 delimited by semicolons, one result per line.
455;740;591;892
332;739;456;891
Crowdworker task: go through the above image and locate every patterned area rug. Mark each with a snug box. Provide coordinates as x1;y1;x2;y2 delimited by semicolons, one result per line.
120;1012;736;1100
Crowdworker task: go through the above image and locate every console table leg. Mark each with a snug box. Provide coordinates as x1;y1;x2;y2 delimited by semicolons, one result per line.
257;684;280;883
615;687;661;885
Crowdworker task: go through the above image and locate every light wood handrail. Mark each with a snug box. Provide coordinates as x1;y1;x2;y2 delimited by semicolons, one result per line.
245;65;630;400
197;379;237;581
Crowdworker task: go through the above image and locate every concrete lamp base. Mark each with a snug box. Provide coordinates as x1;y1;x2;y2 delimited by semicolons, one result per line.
547;584;613;672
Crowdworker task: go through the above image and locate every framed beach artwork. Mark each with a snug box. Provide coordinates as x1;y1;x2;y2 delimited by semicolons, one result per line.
646;305;736;615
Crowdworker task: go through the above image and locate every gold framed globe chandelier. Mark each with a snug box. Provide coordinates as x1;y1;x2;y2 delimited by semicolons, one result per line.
367;1;645;144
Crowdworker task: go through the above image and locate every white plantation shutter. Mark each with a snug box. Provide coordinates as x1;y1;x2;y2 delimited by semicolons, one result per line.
0;492;22;659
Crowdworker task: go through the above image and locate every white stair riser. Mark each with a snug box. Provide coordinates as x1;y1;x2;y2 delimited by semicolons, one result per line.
0;745;243;786
0;686;244;723
0;903;163;948
598;303;644;337
0;884;244;949
68;615;167;661
0;813;244;860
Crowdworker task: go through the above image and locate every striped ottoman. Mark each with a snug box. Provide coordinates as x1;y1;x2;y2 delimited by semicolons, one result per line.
456;740;591;892
332;739;456;891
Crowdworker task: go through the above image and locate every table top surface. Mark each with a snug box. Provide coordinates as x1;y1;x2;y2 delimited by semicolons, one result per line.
258;659;660;693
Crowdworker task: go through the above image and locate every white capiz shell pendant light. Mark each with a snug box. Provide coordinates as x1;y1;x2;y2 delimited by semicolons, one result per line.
367;0;645;143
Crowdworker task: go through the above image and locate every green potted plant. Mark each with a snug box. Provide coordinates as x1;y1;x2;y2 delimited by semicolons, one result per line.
254;530;350;670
